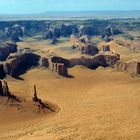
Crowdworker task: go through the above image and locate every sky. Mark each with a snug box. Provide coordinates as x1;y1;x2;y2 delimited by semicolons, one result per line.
0;0;140;14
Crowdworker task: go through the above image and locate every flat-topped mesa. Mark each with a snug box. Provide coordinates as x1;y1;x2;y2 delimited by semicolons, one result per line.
116;60;140;74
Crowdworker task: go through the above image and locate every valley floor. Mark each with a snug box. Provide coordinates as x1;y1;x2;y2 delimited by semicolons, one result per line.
0;66;140;140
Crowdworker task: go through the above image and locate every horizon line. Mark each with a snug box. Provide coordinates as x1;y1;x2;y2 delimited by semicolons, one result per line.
1;10;140;16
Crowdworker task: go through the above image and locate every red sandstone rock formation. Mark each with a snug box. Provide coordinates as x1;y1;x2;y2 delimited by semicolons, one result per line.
116;60;140;74
3;53;40;77
49;61;68;77
69;53;120;68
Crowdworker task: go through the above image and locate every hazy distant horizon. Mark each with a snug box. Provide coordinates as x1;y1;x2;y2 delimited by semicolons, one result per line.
0;10;140;21
1;10;140;16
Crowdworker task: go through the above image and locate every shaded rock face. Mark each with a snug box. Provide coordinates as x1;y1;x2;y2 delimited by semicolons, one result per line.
0;64;6;79
50;56;70;67
105;26;114;37
48;56;69;77
0;81;3;96
39;57;49;67
42;26;61;39
0;43;17;61
100;45;111;52
69;53;120;69
81;44;99;55
42;23;78;39
78;25;96;37
116;60;140;74
49;62;68;77
4;53;40;77
5;24;24;42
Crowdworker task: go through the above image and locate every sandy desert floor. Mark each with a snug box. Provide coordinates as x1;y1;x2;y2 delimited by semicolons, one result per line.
0;66;140;140
0;38;140;140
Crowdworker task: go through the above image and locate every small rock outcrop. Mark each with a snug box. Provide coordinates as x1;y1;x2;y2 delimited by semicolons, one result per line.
72;35;99;55
116;60;140;74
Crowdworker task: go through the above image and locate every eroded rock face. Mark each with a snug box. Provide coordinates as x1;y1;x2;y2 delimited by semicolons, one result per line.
49;62;68;77
0;64;6;79
116;60;140;74
50;56;70;67
69;53;120;69
0;42;17;61
48;56;69;77
0;80;3;96
4;53;40;77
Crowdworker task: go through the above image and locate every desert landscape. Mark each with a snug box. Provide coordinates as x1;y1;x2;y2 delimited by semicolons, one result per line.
0;12;140;140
